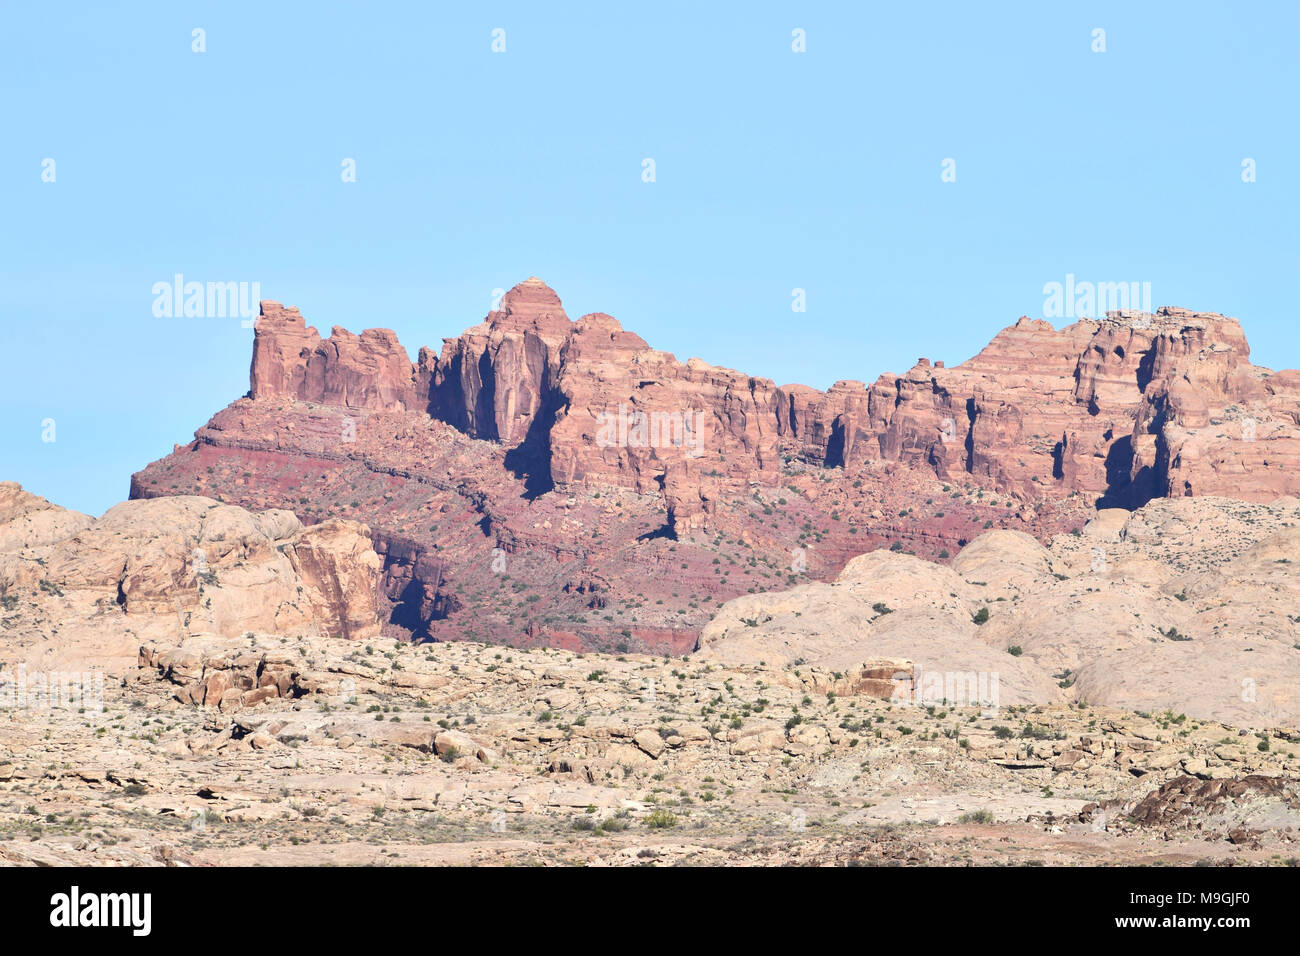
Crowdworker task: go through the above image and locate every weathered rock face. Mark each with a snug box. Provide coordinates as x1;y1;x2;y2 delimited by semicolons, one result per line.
548;311;784;532
283;518;387;641
1124;310;1300;503
251;301;416;411
424;277;570;451
240;281;1300;517
0;481;94;553
372;532;456;638
843;309;1300;509
0;486;383;674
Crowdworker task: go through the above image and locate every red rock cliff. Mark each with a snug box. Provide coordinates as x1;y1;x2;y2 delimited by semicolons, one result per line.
244;282;1300;522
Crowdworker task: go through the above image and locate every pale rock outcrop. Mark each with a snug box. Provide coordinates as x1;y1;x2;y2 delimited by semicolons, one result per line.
699;495;1300;726
0;482;94;552
696;550;1058;706
0;487;382;675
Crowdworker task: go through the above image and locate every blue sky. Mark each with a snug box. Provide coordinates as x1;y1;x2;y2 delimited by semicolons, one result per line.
2;1;1297;516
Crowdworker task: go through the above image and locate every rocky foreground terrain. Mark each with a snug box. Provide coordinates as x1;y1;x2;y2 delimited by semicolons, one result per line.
3;483;1299;866
129;279;1300;652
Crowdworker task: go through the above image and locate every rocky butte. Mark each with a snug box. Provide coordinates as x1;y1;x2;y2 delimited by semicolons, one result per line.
131;278;1300;652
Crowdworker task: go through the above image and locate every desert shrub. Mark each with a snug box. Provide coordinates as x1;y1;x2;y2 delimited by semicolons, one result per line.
644;809;677;829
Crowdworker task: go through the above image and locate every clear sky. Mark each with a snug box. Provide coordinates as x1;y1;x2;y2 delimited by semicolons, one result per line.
2;1;1297;516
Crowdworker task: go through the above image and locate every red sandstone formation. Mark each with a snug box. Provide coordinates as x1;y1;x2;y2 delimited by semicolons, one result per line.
247;283;1300;515
131;279;1298;651
251;302;416;411
422;277;571;449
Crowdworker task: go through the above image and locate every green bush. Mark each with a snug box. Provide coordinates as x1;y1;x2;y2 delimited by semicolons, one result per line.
644;809;677;829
